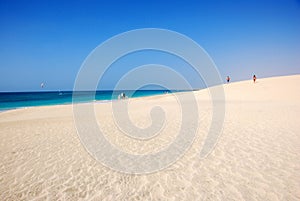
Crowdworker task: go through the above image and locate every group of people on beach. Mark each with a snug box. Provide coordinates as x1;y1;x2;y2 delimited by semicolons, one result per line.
118;92;127;100
226;75;257;83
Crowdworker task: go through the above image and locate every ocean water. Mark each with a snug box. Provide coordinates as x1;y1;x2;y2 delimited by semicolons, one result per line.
0;90;173;111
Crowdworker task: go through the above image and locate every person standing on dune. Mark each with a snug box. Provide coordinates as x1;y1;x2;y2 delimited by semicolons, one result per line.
253;75;257;83
226;76;230;83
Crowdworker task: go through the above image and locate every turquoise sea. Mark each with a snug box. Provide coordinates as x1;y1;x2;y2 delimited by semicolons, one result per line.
0;90;175;111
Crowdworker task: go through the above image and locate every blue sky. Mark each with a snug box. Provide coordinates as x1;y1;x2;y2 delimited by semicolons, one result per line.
0;0;300;91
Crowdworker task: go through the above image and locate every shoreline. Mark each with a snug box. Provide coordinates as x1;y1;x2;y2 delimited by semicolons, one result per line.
0;90;186;113
1;73;299;113
1;73;299;114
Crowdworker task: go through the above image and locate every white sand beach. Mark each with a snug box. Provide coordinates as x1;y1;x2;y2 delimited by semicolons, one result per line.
0;75;300;200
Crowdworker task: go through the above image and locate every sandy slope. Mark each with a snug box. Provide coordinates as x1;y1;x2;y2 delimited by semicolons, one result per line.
0;75;299;200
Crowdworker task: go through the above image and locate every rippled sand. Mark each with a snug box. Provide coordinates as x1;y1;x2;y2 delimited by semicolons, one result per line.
0;75;300;200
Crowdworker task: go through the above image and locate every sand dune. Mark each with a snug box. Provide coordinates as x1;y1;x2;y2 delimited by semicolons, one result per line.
0;75;300;200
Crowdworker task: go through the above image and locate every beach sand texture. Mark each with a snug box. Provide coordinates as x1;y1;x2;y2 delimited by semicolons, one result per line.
0;75;300;200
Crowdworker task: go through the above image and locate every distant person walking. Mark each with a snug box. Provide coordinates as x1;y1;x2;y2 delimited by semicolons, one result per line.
226;76;230;83
253;75;257;83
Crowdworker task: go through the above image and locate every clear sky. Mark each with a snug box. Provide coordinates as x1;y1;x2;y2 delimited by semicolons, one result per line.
0;0;300;91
